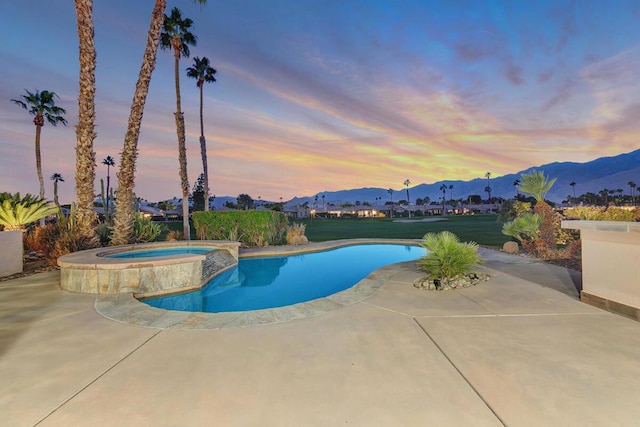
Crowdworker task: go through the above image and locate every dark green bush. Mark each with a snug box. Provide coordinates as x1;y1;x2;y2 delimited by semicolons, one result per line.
192;210;288;247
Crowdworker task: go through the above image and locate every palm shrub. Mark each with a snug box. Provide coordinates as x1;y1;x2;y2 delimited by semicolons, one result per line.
502;212;542;242
417;231;482;285
0;193;58;231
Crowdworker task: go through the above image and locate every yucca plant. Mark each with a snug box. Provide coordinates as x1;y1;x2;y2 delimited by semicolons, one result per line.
418;231;482;285
0;194;58;231
132;214;165;243
502;212;542;242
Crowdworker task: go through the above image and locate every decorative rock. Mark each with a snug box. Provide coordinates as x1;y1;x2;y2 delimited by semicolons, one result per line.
413;272;491;291
503;241;519;254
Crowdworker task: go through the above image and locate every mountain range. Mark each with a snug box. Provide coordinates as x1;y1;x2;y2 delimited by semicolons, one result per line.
210;148;640;207
292;149;640;205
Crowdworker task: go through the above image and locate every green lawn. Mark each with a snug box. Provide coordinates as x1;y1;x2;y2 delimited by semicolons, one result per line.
299;215;506;247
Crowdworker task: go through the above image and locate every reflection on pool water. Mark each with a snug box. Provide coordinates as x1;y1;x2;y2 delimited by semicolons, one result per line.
144;244;424;313
106;247;214;258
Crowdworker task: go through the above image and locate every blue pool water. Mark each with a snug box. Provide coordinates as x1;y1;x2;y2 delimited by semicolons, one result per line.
144;244;425;313
106;247;214;258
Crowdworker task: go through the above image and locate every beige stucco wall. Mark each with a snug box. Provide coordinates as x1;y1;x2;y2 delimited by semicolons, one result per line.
0;231;23;277
562;221;640;309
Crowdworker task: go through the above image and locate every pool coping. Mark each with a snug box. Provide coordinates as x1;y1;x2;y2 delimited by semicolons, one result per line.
95;238;421;329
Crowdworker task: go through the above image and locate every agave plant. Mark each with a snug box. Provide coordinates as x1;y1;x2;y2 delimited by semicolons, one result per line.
418;231;482;284
0;193;58;231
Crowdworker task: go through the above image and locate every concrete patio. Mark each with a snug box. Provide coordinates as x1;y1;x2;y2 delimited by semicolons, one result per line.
2;248;640;426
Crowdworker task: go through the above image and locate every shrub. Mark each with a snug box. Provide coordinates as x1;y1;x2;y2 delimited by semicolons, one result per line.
285;223;308;245
165;230;184;241
498;200;532;223
417;231;482;285
193;211;288;247
24;223;60;253
95;222;113;246
563;206;640;222
132;214;165;243
502;212;542;242
47;228;95;266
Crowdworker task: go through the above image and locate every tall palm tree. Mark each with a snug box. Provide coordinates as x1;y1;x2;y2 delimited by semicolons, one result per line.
387;188;394;218
161;7;197;240
513;179;521;197
74;0;98;240
112;0;207;246
569;181;576;199
50;173;64;209
11;90;67;203
448;184;454;202
403;179;411;217
485;172;492;202
439;184;447;215
186;56;217;212
102;155;115;216
629;181;636;206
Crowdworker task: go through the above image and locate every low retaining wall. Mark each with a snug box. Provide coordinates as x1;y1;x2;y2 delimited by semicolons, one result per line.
562;220;640;320
0;230;23;277
57;241;240;294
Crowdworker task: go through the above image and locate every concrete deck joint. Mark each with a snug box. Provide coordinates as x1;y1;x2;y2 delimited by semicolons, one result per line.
413;317;507;426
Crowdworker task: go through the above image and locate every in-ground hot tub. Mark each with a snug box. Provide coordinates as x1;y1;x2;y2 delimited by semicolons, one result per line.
57;241;240;294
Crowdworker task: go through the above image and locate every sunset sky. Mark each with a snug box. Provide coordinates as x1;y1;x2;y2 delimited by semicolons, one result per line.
2;0;640;204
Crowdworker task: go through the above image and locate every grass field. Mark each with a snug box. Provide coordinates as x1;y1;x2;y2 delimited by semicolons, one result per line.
162;214;507;248
299;214;506;248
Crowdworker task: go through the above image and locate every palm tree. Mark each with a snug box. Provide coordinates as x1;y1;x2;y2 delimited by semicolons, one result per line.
186;56;217;212
448;184;454;203
74;0;98;240
50;173;64;209
161;7;197;240
600;189;610;207
403;179;411;217
485;172;492;202
629;181;637;206
439;184;447;215
102;156;116;216
569;181;576;199
387;188;394;218
112;0;207;246
513;179;521;197
11;90;67;204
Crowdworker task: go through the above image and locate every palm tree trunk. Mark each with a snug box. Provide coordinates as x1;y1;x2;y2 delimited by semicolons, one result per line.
112;0;166;246
74;0;98;241
34;124;44;201
173;49;191;240
199;83;209;212
34;123;46;226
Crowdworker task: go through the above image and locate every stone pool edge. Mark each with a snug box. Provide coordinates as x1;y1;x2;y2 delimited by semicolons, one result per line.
95;238;420;330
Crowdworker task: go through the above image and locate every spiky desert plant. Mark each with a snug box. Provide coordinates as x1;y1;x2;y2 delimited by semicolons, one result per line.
132;214;165;243
502;212;542;242
418;231;482;285
0;195;58;231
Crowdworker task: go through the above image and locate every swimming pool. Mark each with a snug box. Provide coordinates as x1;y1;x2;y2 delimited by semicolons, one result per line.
143;244;424;313
105;247;214;258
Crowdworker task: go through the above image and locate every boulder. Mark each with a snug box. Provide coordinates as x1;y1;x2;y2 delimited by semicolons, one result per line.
502;241;519;254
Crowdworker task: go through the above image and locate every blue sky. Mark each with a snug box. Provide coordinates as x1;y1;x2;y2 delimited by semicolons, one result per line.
1;0;640;203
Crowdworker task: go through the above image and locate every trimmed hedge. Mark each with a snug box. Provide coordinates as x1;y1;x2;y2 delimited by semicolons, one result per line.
192;210;288;247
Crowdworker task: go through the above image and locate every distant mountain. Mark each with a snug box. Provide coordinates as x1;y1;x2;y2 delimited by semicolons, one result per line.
286;148;640;205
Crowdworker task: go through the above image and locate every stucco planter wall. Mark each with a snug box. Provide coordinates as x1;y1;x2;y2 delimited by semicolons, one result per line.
0;230;23;277
562;220;640;319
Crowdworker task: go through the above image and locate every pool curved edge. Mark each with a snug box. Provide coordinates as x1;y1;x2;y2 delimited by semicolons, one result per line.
95;239;421;329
